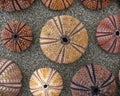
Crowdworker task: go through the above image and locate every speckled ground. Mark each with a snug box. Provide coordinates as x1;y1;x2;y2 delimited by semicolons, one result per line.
0;0;120;96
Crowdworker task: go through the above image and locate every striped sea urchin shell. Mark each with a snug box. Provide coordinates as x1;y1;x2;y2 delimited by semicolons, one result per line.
1;20;32;52
29;68;63;96
80;0;111;10
96;15;120;53
0;0;34;12
41;0;74;10
0;58;22;96
71;64;116;96
40;15;88;64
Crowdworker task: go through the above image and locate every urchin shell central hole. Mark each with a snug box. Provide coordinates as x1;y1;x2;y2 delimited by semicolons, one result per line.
61;36;70;44
62;37;68;43
44;85;48;89
91;86;100;95
115;31;120;36
13;34;18;38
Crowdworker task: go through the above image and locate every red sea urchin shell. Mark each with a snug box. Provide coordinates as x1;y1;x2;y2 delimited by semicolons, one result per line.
0;0;34;12
71;64;116;96
80;0;111;10
96;15;120;53
1;20;32;52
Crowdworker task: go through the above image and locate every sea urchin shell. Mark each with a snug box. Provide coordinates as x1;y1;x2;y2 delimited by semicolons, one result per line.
96;15;120;53
29;68;63;96
0;58;22;96
71;64;116;96
119;70;120;85
80;0;111;10
41;0;74;10
40;15;88;64
1;20;32;52
0;0;34;12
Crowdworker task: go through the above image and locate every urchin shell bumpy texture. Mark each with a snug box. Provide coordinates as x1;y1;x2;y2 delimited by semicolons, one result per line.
40;15;88;64
71;64;116;96
0;58;22;96
0;0;34;12
29;68;63;96
41;0;74;10
80;0;111;10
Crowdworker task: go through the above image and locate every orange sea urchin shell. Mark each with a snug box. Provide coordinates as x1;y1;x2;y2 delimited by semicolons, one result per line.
1;20;32;52
0;58;22;96
96;15;120;53
41;0;74;10
71;64;116;96
0;0;34;12
80;0;111;10
29;68;63;96
40;15;88;64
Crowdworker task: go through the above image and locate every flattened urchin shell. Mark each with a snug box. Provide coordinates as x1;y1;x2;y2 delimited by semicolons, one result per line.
96;15;120;53
41;0;74;10
80;0;111;10
40;15;88;64
71;64;116;96
0;58;22;96
1;20;32;52
0;0;34;12
29;68;63;96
